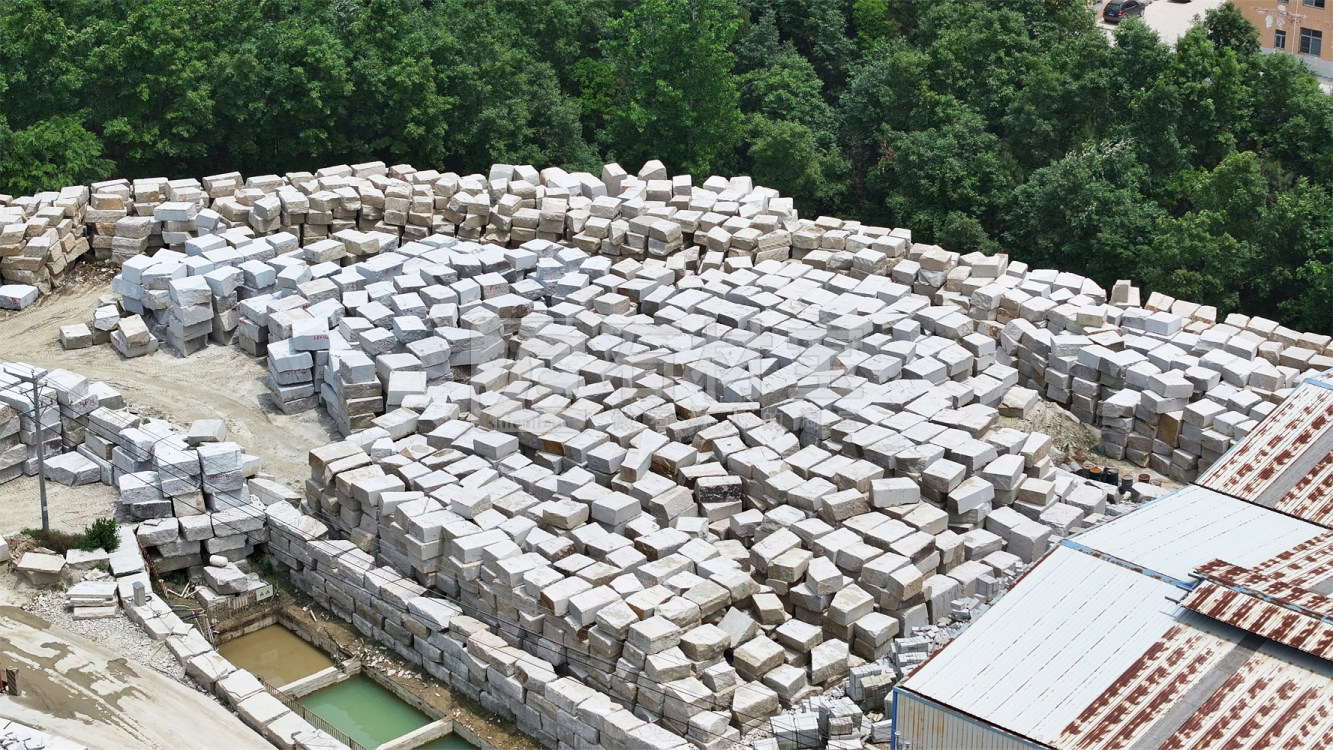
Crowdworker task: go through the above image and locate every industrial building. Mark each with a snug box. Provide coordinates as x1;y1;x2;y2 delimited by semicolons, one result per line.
893;375;1333;749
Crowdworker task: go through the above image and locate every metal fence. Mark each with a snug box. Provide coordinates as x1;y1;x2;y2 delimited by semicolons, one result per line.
260;676;367;750
221;582;276;612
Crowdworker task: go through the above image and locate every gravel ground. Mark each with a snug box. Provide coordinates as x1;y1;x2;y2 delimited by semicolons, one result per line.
22;588;187;683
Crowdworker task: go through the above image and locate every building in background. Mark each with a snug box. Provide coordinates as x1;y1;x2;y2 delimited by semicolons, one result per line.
1237;0;1333;78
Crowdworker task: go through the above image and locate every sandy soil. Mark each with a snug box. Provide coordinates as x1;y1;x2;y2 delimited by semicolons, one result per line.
0;476;117;537
0;270;337;488
0;604;269;750
1001;398;1181;491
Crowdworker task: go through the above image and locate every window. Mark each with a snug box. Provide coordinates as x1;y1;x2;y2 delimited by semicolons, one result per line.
1276;29;1288;49
1304;0;1326;9
1300;27;1323;56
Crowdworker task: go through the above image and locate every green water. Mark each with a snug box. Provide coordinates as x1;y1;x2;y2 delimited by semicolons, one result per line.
298;675;475;749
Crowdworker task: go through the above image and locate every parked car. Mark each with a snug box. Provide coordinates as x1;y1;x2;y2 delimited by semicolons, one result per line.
1103;0;1144;22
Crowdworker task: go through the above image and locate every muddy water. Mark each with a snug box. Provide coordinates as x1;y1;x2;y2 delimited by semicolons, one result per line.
217;625;334;686
299;675;476;749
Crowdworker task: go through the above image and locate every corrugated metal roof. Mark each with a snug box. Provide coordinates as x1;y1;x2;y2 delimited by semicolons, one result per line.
1194;559;1333;619
899;377;1333;750
901;546;1186;744
895;690;1047;750
1197;383;1333;526
1068;485;1326;584
1057;622;1238;750
1181;581;1333;660
1250;530;1333;588
1057;618;1333;750
1158;641;1333;749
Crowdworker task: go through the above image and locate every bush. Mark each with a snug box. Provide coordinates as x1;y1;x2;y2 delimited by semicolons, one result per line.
21;528;83;555
77;518;119;553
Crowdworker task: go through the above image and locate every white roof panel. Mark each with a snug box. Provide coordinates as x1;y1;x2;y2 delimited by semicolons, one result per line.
902;546;1185;744
1070;485;1325;584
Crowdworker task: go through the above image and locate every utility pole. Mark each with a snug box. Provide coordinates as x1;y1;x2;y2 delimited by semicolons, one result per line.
3;365;48;534
30;374;49;534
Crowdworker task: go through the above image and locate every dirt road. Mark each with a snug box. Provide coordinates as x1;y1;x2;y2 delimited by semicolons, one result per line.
0;273;336;487
0;605;269;750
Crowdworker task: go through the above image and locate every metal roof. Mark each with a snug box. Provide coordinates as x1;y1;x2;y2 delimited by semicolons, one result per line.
1197;383;1333;526
1060;621;1333;750
901;546;1187;745
1250;530;1333;588
1194;558;1333;619
1056;621;1239;750
1180;581;1333;660
1068;485;1326;585
898;377;1333;750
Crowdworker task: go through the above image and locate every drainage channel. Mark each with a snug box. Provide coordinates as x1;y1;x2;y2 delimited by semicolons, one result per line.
218;623;478;750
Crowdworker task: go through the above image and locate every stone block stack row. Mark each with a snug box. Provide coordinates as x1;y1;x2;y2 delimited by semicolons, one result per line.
976;269;1333;482
0;185;90;294
0;364;70;484
252;237;1142;746
20;159;1333;750
285;534;694;750
0;390;24;485
124;589;343;748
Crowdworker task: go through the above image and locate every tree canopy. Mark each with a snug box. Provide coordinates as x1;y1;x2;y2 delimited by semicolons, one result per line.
2;0;1332;330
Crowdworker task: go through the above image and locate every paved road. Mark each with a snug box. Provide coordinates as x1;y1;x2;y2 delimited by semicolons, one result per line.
1097;0;1227;46
0;606;270;750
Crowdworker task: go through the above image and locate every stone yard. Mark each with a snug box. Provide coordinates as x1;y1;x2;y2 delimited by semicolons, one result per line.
2;158;1329;749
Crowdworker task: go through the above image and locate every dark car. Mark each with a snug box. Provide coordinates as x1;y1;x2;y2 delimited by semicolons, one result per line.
1103;0;1144;22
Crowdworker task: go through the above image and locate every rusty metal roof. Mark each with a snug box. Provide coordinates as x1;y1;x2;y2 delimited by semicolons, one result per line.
1181;581;1333;660
1249;530;1333;588
1194;558;1333;619
1056;622;1237;750
1058;620;1333;750
1197;383;1333;527
898;379;1333;750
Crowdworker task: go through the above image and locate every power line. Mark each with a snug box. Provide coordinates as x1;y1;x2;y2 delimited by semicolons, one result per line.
5;363;856;740
46;401;800;739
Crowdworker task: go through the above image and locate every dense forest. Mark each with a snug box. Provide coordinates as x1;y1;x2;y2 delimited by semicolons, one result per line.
2;0;1332;330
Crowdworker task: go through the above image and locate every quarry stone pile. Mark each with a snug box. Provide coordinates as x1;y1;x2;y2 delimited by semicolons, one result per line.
6;158;1333;750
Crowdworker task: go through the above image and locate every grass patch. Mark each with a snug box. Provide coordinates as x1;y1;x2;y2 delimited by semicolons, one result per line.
20;517;120;555
21;528;83;555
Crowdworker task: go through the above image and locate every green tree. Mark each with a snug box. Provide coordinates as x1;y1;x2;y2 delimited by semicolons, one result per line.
741;0;861;96
602;0;744;175
837;41;930;182
1005;142;1162;283
852;0;895;49
1144;212;1254;312
741;48;838;134
872;95;1011;243
746;116;847;212
1244;52;1333;182
213;9;357;172
1169;25;1248;169
82;0;228;174
0;115;112;195
1204;1;1260;59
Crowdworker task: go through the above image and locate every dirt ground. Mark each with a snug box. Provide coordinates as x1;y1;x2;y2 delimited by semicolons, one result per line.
0;268;336;487
0;475;117;537
1001;399;1180;491
0;603;269;750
